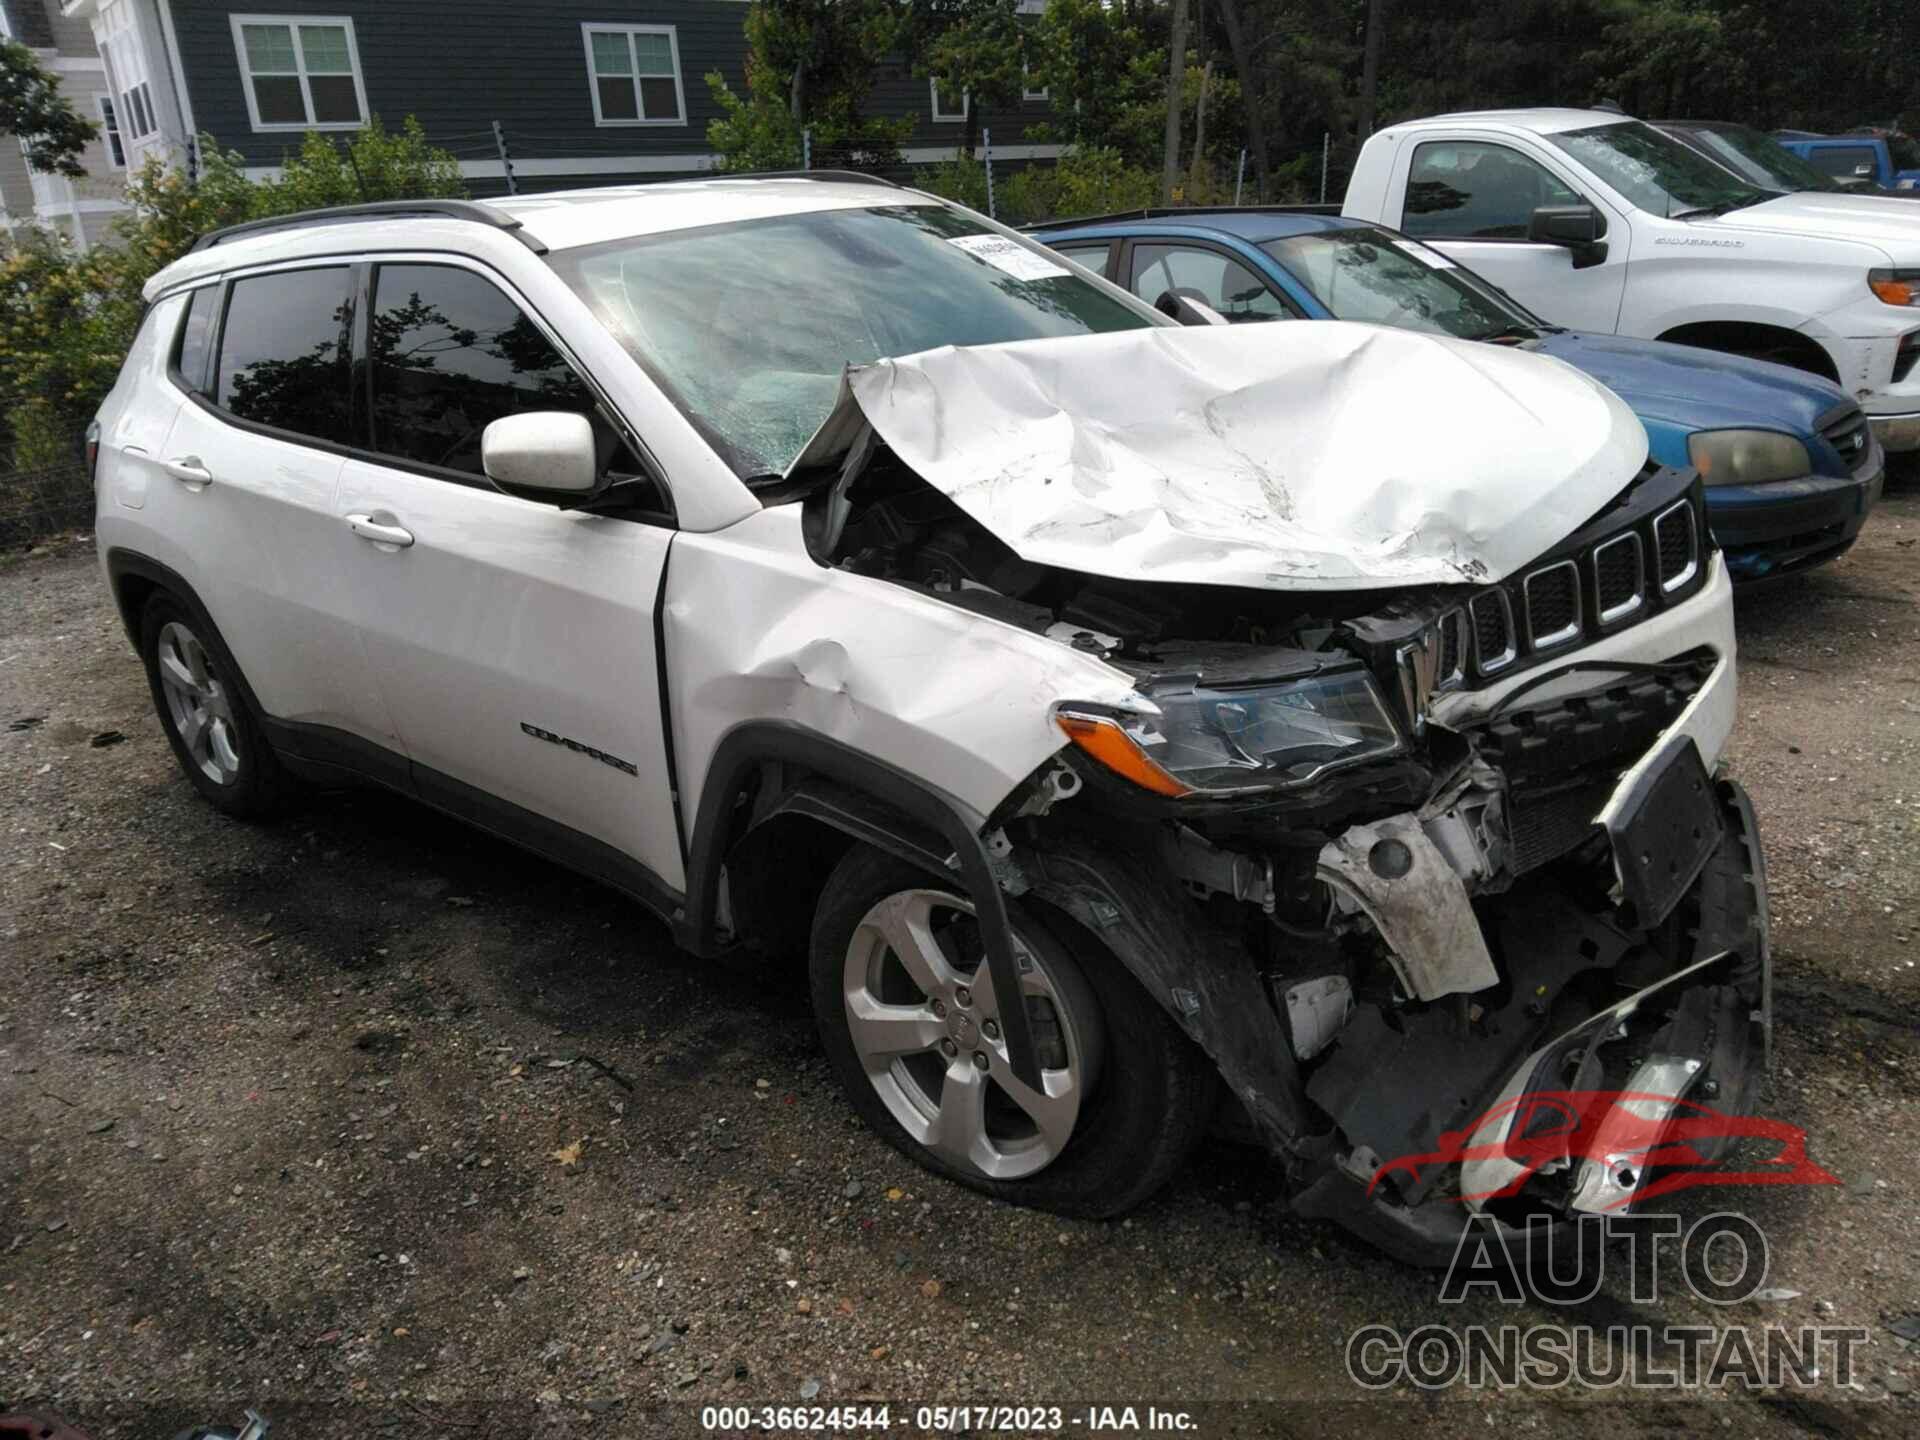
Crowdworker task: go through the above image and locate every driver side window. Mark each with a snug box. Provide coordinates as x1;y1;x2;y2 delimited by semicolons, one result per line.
1403;141;1580;239
368;263;603;477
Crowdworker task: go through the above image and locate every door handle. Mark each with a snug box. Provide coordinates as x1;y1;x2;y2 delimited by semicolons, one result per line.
346;513;415;549
163;455;213;486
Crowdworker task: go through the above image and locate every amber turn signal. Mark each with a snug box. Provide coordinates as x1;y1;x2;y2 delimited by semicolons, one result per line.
1054;711;1192;798
1868;269;1918;307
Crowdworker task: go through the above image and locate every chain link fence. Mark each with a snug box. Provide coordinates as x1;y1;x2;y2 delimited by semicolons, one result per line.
1;462;93;548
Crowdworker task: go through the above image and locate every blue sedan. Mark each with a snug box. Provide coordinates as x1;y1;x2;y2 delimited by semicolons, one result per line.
1032;209;1885;582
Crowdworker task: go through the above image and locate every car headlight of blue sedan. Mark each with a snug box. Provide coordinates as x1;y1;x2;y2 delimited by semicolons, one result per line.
1686;429;1811;486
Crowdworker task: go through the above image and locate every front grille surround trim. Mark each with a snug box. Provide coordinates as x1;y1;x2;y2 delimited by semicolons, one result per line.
1593;530;1646;625
1469;589;1517;674
1524;559;1583;650
1654;499;1700;594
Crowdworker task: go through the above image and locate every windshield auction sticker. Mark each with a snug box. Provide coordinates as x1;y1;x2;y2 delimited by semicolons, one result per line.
947;232;1072;281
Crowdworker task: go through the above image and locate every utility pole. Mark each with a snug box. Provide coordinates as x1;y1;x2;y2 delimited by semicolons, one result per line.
1160;0;1190;204
492;120;518;195
1358;0;1385;141
983;128;996;219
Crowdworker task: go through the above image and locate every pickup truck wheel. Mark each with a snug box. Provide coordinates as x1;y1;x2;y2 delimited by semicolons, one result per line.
139;594;293;819
809;846;1215;1218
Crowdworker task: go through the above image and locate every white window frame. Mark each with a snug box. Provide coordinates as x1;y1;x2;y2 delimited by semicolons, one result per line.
229;14;370;133
1022;65;1048;102
929;78;969;123
94;94;127;169
581;23;688;128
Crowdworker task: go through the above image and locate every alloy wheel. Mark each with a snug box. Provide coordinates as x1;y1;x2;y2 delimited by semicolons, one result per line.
155;620;242;786
841;888;1100;1180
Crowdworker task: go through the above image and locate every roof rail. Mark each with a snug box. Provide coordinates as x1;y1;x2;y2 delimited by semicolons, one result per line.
190;198;547;255
693;168;904;188
1021;202;1342;232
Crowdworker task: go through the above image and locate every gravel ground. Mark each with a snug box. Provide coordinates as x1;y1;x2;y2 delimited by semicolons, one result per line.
3;489;1918;1440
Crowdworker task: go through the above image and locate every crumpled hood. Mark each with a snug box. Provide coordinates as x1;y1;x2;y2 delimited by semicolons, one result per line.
1531;330;1845;433
793;322;1647;591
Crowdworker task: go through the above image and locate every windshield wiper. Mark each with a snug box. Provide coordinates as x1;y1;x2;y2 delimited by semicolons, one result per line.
1474;324;1541;343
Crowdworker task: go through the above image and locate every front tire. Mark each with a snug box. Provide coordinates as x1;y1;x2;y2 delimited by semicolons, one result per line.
809;846;1215;1218
139;594;292;818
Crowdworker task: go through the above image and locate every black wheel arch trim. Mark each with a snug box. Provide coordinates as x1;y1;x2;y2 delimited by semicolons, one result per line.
679;720;1045;1088
1019;842;1314;1157
105;549;276;729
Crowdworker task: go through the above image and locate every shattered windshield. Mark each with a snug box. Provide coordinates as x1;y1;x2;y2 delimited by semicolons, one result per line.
548;203;1156;478
1261;228;1535;341
1548;121;1769;217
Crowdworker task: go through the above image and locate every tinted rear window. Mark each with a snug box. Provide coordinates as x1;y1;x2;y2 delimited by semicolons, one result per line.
1806;144;1879;179
214;266;353;445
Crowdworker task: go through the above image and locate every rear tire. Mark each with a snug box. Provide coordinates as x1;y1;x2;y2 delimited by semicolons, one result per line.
139;593;294;819
809;845;1216;1218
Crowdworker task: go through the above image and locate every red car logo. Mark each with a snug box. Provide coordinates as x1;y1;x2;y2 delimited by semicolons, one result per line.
1371;1089;1839;1208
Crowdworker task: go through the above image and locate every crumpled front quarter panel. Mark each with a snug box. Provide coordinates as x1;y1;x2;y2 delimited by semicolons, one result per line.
666;506;1136;828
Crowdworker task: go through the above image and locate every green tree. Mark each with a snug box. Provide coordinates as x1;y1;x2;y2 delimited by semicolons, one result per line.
0;39;98;177
1027;0;1167;165
706;0;914;170
911;0;1030;154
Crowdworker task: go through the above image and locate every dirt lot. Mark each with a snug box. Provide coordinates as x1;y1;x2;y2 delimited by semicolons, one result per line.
3;487;1919;1439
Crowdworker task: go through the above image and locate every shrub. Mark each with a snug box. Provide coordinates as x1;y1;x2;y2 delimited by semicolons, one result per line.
917;151;991;213
1;117;463;468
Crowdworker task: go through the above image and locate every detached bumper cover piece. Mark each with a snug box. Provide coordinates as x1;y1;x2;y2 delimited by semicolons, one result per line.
1603;736;1723;926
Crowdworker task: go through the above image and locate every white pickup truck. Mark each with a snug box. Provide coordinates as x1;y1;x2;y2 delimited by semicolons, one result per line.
1341;107;1920;455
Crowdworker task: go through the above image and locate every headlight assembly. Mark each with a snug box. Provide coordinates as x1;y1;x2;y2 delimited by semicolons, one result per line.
1686;429;1811;486
1055;667;1404;798
1869;268;1920;305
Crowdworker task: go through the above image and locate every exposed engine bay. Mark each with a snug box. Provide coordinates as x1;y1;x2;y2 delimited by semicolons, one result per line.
800;440;1768;1263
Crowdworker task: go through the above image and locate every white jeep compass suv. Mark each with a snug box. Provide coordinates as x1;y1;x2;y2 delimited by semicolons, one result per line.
91;177;1772;1263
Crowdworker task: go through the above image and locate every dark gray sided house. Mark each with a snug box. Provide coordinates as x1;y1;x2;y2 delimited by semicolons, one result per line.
58;0;1061;195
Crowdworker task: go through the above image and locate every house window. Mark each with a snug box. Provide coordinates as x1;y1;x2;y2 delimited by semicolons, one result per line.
95;95;126;168
230;15;368;131
1021;64;1047;102
98;37;156;141
127;84;153;137
930;80;968;123
582;24;686;126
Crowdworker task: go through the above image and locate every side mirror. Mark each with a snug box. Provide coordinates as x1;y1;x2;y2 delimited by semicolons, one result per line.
1526;203;1609;270
481;412;602;503
1154;287;1229;327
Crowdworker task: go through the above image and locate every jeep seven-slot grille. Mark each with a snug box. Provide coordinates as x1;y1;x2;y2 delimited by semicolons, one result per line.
1401;477;1712;705
1820;404;1873;471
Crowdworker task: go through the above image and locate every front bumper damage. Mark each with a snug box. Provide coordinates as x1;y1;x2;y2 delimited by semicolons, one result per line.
1019;560;1771;1265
